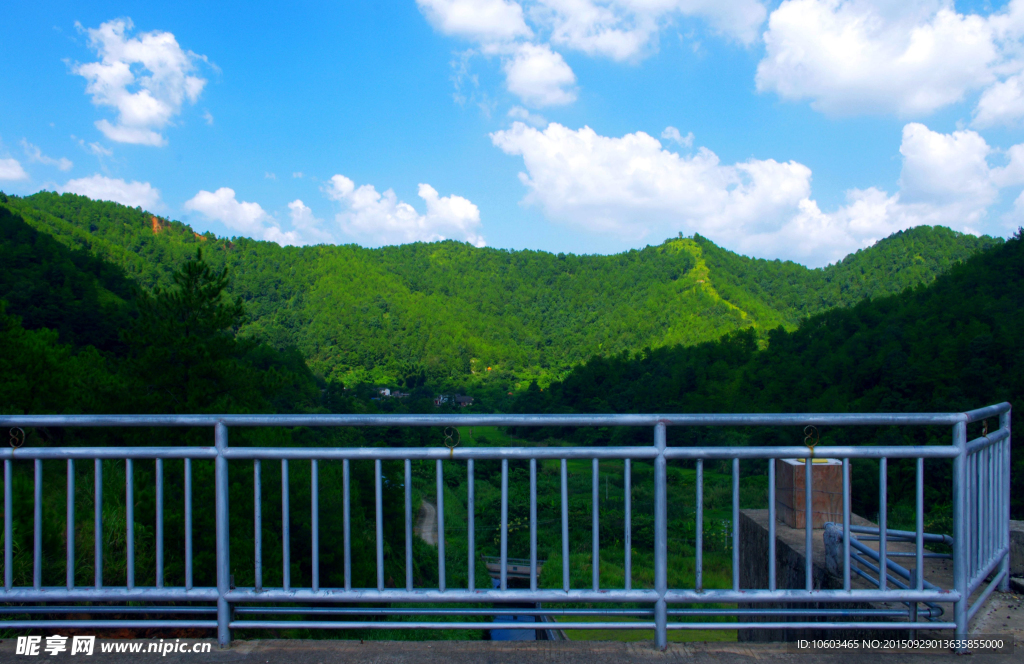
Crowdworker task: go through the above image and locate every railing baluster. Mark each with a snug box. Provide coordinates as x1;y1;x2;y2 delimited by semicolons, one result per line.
561;459;569;592
282;459;290;590
912;456;923;630
999;410;1011;593
311;459;319;592
375;458;384;592
768;458;776;591
500;458;508;591
343;459;351;591
732;457;739;592
4;459;11;590
530;458;537;592
952;420;968;644
405;458;413;592
653;422;667;650
468;458;475;592
878;457;886;590
125;458;134;589
592;457;599;591
94;459;102;588
842;458;850;591
214;421;231;648
437;459;446;592
804;456;812;591
156;458;163;588
185;458;192;590
34;459;41;590
696;458;703;593
254;459;261;592
624;458;631;592
67;459;74;590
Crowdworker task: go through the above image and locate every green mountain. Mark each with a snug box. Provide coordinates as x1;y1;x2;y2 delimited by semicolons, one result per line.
0;191;1002;389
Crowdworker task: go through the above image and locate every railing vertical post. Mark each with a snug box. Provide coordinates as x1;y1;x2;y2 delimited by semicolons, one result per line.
624;458;632;591
156;458;164;588
878;457;886;590
311;459;319;593
214;422;231;648
561;459;569;592
804;456;812;591
185;458;193;590
952;420;968;647
842;458;850;591
998;410;1011;592
592;457;599;591
66;459;74;590
94;459;102;588
768;458;776;591
500;458;508;591
653;422;667;650
4;459;11;590
125;458;134;589
253;460;261;592
343;459;351;591
467;458;475;592
375;459;384;592
696;458;703;593
405;458;413;592
530;458;537;592
282;459;290;591
34;459;41;590
437;459;446;592
732;457;739;592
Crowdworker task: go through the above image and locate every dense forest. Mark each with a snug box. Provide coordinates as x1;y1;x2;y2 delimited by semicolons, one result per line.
0;191;1000;391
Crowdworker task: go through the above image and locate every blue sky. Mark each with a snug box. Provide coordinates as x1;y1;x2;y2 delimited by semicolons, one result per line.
3;0;1024;266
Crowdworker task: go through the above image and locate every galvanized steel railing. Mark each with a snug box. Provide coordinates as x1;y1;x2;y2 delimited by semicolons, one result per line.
0;405;1012;650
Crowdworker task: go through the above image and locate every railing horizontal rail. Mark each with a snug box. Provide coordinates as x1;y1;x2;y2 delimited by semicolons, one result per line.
0;447;217;460
1;409;1001;428
966;428;1009;455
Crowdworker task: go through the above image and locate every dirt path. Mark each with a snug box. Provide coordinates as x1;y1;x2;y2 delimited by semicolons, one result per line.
414;499;437;545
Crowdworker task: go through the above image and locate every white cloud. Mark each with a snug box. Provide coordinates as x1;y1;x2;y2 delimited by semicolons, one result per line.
292;171;304;179
326;174;486;247
417;0;532;42
0;158;29;181
508;105;548;126
58;174;162;209
264;172;277;180
490;121;1020;265
184;187;269;235
21;140;73;171
661;126;693;147
503;42;577;107
757;0;1024;119
73;18;208;146
269;199;336;246
533;0;767;61
202;109;214;125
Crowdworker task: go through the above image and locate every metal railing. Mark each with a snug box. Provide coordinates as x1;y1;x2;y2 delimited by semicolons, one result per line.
0;404;1012;650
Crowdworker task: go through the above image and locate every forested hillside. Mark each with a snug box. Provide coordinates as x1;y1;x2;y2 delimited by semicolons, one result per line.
0;191;1000;389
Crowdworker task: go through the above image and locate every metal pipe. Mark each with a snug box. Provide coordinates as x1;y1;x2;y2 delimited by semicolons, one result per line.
67;460;74;590
184;458;192;590
125;459;134;589
405;458;412;592
843;458;850;592
653;422;667;650
254;460;261;592
530;458;537;592
155;458;163;588
34;459;42;589
214;422;231;648
94;460;101;589
968;568;1007;624
768;458;775;591
592;457;599;591
0;620;218;629
5;459;11;590
878;457;886;590
804;456;812;591
375;459;383;592
343;459;351;591
952;421;968;645
436;459;445;592
311;459;319;592
732;457;739;591
467;458;475;592
624;458;631;592
696;458;703;593
561;459;569;593
998;410;1011;593
916;458;924;594
500;458;508;591
281;459;290;591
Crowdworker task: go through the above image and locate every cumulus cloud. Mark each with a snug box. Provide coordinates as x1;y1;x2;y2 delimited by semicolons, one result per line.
184;187;269;235
0;158;29;181
490;121;1020;265
21;140;73;171
73;18;208;146
508;105;548;126
417;0;532;42
267;199;336;246
58;174;162;209
503;42;577;106
661;126;693;147
326;174;486;247
756;0;1024;120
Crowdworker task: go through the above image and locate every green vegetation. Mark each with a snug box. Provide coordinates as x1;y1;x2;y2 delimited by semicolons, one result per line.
0;191;1000;390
